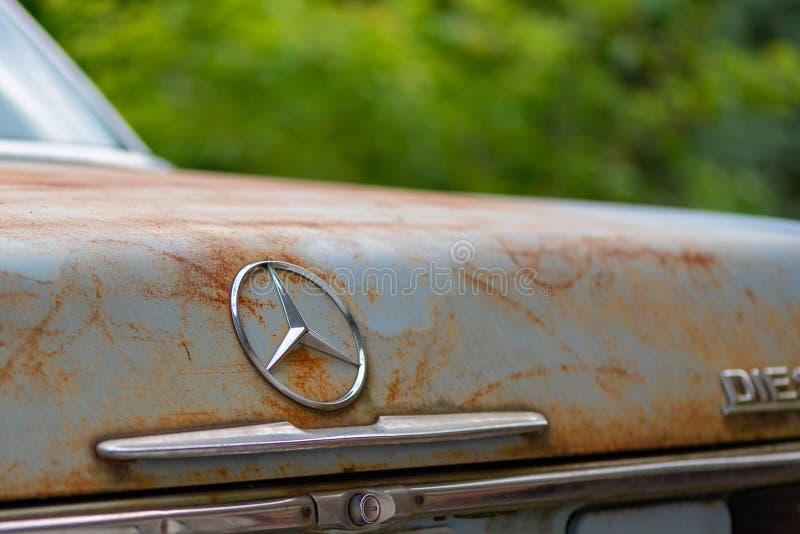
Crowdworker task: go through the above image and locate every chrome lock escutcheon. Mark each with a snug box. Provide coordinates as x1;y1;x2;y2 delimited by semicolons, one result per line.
312;487;406;530
349;492;384;525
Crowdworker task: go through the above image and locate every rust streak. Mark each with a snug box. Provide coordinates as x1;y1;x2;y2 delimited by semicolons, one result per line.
181;341;192;363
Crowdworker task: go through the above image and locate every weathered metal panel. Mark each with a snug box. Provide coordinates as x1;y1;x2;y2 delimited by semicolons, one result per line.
1;164;800;500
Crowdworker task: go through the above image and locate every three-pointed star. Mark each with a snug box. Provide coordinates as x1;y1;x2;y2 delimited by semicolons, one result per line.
263;266;359;372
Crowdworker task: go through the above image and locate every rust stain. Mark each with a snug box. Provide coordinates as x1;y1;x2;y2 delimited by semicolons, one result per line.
465;380;503;405
465;367;551;405
6;280;73;386
385;368;401;405
181;341;192;363
1;164;799;501
91;272;103;300
596;365;641;381
278;347;350;402
745;287;756;303
0;358;12;385
676;250;717;270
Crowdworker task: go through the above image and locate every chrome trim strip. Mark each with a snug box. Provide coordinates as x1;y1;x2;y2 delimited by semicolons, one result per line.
0;497;315;533
0;140;170;171
408;446;800;516
6;442;800;532
96;412;549;460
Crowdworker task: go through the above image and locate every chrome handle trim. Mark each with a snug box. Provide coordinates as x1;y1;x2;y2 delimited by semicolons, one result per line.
96;412;548;460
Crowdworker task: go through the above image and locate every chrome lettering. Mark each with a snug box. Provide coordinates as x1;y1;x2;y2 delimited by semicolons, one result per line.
720;366;800;415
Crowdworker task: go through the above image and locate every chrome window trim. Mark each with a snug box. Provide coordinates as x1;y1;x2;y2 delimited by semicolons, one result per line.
0;140;170;171
1;1;147;152
4;441;800;532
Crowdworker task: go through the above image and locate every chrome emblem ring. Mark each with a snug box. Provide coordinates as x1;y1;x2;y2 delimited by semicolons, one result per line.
230;261;366;410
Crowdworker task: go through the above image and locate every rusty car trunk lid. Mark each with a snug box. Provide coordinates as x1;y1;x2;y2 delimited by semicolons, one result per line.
2;164;800;500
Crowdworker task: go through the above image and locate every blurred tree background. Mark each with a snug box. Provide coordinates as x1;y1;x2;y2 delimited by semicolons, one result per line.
22;0;800;217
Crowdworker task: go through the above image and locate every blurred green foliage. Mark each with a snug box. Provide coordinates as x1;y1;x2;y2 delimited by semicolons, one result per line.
22;0;800;217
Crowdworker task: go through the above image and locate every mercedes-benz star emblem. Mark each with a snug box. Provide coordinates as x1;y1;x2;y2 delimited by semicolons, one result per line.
230;261;366;410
